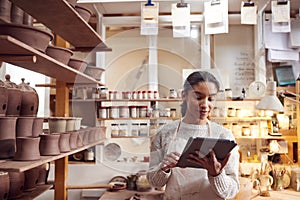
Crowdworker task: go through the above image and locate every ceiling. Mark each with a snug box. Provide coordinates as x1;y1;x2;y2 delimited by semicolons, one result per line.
77;0;300;26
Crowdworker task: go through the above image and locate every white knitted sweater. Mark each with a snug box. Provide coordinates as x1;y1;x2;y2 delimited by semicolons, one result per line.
147;120;240;200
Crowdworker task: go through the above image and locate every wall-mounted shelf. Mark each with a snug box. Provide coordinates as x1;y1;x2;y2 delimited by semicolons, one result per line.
14;184;53;200
0;35;104;85
10;0;111;51
97;117;180;121
71;98;183;102
211;116;271;122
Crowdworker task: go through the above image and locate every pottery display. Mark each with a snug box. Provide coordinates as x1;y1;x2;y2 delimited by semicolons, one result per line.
16;117;35;137
77;129;84;147
46;45;73;65
74;5;92;22
4;75;22;117
23;167;39;191
23;12;33;26
0;79;8;116
14;137;40;161
82;129;90;145
84;66;105;81
0;117;17;159
8;171;24;199
48;117;67;133
66;117;76;132
69;131;79;150
68;58;88;72
37;163;50;185
59;132;71;153
39;134;60;156
0;0;11;22
18;78;39;117
0;171;9;200
0;23;53;52
32;117;44;137
74;117;82;130
10;3;23;24
88;128;96;143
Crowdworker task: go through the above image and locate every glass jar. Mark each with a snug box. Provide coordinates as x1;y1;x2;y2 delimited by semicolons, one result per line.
169;89;177;98
139;106;147;118
99;87;108;99
119;106;129;118
109;91;114;100
131;123;139;136
98;106;107;118
170;108;177;118
139;123;148;136
109;106;119;118
111;123;119;137
129;106;137;118
119;123;128;136
227;107;236;117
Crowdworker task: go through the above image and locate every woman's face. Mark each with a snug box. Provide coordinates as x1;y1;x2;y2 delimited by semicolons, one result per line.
183;81;218;122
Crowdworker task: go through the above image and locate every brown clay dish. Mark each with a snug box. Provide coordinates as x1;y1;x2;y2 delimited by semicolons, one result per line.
68;58;88;72
84;66;105;81
74;5;92;22
46;45;73;65
0;23;53;52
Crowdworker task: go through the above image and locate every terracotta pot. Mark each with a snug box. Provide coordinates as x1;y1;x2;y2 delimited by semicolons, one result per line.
23;167;39;191
39;134;60;156
77;129;84;147
8;171;24;199
0;171;9;200
0;117;17;159
4;75;22;117
18;78;39;117
10;3;23;24
32;117;44;137
23;12;33;26
0;23;53;52
37;163;50;185
82;129;90;145
84;66;105;81
68;58;87;72
59;132;71;153
16;117;35;137
46;45;73;65
74;5;91;22
66;117;76;132
0;78;8;117
88;128;96;143
14;137;40;161
48;117;67;133
69;131;79;150
0;0;11;23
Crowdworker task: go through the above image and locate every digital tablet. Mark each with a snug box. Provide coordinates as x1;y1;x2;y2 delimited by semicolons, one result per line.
176;137;237;168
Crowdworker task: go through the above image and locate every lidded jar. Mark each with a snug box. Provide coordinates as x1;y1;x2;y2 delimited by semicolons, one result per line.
18;78;39;116
0;79;8;116
4;74;22;116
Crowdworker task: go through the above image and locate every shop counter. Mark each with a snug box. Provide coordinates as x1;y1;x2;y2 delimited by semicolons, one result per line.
99;189;164;200
252;189;300;200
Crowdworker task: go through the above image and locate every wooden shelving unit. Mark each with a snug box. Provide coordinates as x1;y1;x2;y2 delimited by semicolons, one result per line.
97;117;180;121
15;184;53;200
71;98;183;102
10;0;111;51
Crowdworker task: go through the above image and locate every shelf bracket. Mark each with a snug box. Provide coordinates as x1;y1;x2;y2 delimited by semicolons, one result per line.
0;55;37;63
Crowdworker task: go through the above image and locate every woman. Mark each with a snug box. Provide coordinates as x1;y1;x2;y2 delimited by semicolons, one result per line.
147;71;239;200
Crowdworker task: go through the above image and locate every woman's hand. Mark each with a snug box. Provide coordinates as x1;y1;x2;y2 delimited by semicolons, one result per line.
187;149;230;176
160;152;181;172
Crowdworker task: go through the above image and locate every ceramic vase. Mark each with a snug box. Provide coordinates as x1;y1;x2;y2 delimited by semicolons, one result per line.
8;171;24;199
14;137;40;161
0;117;17;159
59;132;71;153
39;134;60;156
0;171;9;200
16;117;34;137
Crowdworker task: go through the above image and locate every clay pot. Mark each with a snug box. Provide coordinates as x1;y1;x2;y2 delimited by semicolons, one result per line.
23;167;39;191
0;0;11;23
8;171;24;199
16;117;35;137
0;76;8;117
74;5;91;22
32;117;44;137
88;128;96;143
10;3;23;24
0;23;53;52
46;45;73;65
74;117;82;130
84;66;105;81
23;12;33;26
68;58;87;72
66;0;77;7
4;75;22;117
82;129;90;145
18;78;39;117
39;134;60;156
69;131;79;150
66;117;76;132
0;171;9;200
37;163;50;185
0;117;17;159
48;117;67;133
77;129;84;147
14;137;40;161
59;132;71;153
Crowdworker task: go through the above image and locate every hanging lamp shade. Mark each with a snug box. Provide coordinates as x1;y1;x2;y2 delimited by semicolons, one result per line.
256;81;284;112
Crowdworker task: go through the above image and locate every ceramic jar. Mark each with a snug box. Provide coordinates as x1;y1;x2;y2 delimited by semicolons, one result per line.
0;79;8;116
48;117;67;133
66;117;76;132
0;171;9;200
77;129;84;147
16;117;35;137
0;0;12;23
8;171;24;199
10;3;23;24
23;12;33;26
4;75;22;117
0;117;17;159
69;131;79;150
14;137;40;161
82;129;90;145
59;132;71;153
23;167;39;191
37;163;50;185
39;134;60;156
32;117;44;137
18;78;39;117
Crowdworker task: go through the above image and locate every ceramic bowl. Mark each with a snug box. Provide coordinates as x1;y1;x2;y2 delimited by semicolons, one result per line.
74;5;91;22
68;58;88;72
46;45;73;65
83;66;105;81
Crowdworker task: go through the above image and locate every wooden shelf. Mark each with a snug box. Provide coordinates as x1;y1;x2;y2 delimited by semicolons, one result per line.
0;35;104;85
111;135;153;138
211;116;271;122
0;139;105;172
10;0;111;51
98;117;180;121
15;184;53;200
71;98;183;102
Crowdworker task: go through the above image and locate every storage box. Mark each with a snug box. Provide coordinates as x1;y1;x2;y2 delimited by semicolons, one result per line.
291;167;300;191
